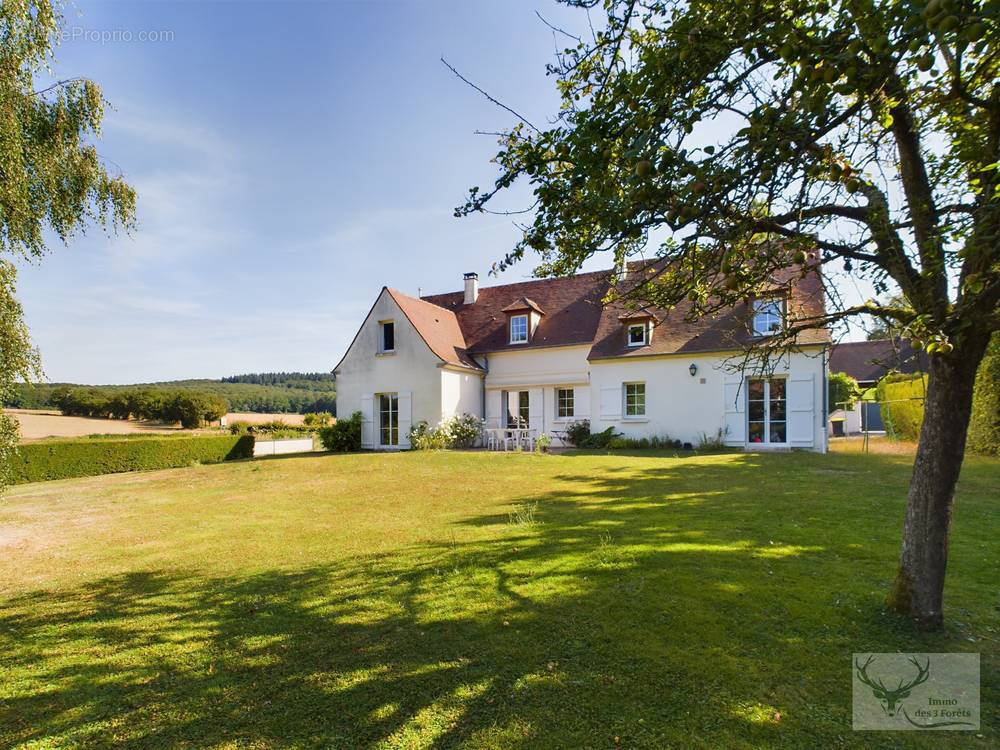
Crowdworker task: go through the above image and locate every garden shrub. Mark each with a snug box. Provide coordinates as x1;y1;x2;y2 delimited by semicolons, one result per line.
318;411;362;452
968;333;1000;456
876;373;927;442
303;411;332;428
409;414;482;450
564;420;591;447
582;426;620;449
409;421;449;450
828;371;860;410
8;434;254;484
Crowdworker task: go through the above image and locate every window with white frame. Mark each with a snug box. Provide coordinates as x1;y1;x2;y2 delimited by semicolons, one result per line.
624;382;646;417
627;323;647;347
556;388;574;419
509;314;528;344
379;320;395;353
752;298;784;336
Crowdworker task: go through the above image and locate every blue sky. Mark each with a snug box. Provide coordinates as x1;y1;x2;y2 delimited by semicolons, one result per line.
19;0;594;383
19;1;870;385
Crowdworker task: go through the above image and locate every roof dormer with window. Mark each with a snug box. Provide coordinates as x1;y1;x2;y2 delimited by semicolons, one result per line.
618;311;655;349
502;297;544;345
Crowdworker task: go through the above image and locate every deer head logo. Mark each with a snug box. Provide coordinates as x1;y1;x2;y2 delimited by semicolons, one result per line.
855;655;930;717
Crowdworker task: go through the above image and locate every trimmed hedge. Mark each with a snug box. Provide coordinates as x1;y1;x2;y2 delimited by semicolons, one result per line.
876;373;927;441
968;333;1000;456
8;434;255;484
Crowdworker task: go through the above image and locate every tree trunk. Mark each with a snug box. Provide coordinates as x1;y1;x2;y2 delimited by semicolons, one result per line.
889;337;991;630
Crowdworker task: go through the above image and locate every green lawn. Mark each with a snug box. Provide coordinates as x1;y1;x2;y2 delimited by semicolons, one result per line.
1;449;996;748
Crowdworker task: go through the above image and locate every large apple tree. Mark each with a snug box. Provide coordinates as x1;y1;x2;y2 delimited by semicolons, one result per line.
456;0;999;629
0;0;136;489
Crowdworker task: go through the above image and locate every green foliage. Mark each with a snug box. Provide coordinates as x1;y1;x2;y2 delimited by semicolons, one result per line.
0;1;136;494
408;421;450;451
52;387;228;428
318;412;362;452
8;377;337;415
581;426;620;449
535;433;552;453
228;420;313;440
877;373;927;442
438;414;483;449
968;333;1000;456
458;0;999;412
302;412;332;428
697;428;729;452
0;263;42;487
7;434;253;484
409;414;483;450
563;420;592;447
828;371;860;410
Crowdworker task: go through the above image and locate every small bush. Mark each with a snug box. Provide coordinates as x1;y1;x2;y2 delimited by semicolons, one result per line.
409;420;449;450
318;411;363;452
303;411;332;428
564;419;591;447
697;427;729;451
535;433;552;453
8;434;254;484
439;413;482;449
409;414;482;450
582;426;620;449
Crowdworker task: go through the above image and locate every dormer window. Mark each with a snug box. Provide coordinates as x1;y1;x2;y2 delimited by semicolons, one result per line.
627;323;647;347
379;320;395;353
509;314;528;344
752;298;784;337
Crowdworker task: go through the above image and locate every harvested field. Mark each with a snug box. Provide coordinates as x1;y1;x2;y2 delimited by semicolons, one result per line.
7;409;180;441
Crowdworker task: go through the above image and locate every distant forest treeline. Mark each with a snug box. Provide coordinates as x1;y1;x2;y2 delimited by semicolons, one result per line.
5;372;336;415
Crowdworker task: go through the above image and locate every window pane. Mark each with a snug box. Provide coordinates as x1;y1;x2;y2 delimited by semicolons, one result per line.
557;388;574;418
748;422;765;443
748;400;765;421
769;378;786;400
519;391;530;425
510;315;528;342
748;379;765;399
382;322;394;351
628;325;645;344
770;400;786;421
770;421;786;443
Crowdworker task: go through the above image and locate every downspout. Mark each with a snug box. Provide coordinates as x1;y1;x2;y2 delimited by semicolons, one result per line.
480;355;489;421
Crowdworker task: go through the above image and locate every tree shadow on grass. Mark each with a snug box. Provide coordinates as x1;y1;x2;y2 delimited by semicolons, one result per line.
0;453;989;749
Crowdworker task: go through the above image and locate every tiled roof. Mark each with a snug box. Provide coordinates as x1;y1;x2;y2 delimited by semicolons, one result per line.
422;270;609;353
418;262;828;361
589;264;829;360
828;339;928;384
386;288;482;370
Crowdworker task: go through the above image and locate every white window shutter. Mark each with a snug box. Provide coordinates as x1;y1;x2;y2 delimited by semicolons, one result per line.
360;393;374;449
599;386;621;419
485;390;502;428
397;391;412;448
723;376;745;445
528;388;543;432
787;374;815;446
574;387;590;419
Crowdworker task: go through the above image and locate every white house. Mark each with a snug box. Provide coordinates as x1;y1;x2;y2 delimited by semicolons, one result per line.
334;263;830;452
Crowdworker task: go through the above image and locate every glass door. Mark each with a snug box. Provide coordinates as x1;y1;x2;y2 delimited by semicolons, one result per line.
503;390;530;428
379;393;398;446
747;379;786;445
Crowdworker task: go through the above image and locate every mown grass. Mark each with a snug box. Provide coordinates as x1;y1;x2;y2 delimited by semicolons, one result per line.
0;448;997;749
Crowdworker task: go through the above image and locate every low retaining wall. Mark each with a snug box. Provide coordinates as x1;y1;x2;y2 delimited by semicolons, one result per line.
252;437;316;457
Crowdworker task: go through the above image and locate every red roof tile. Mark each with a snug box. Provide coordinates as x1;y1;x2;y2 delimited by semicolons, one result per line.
386;289;481;370
418;263;828;360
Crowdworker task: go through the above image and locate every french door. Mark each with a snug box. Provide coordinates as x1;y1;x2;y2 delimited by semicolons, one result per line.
747;378;787;445
502;390;530;428
379;393;399;447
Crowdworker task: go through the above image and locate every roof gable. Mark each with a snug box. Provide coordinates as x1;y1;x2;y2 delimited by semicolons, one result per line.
386;289;481;370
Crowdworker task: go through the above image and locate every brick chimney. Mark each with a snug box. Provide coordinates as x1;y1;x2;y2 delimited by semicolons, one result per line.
464;272;479;304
